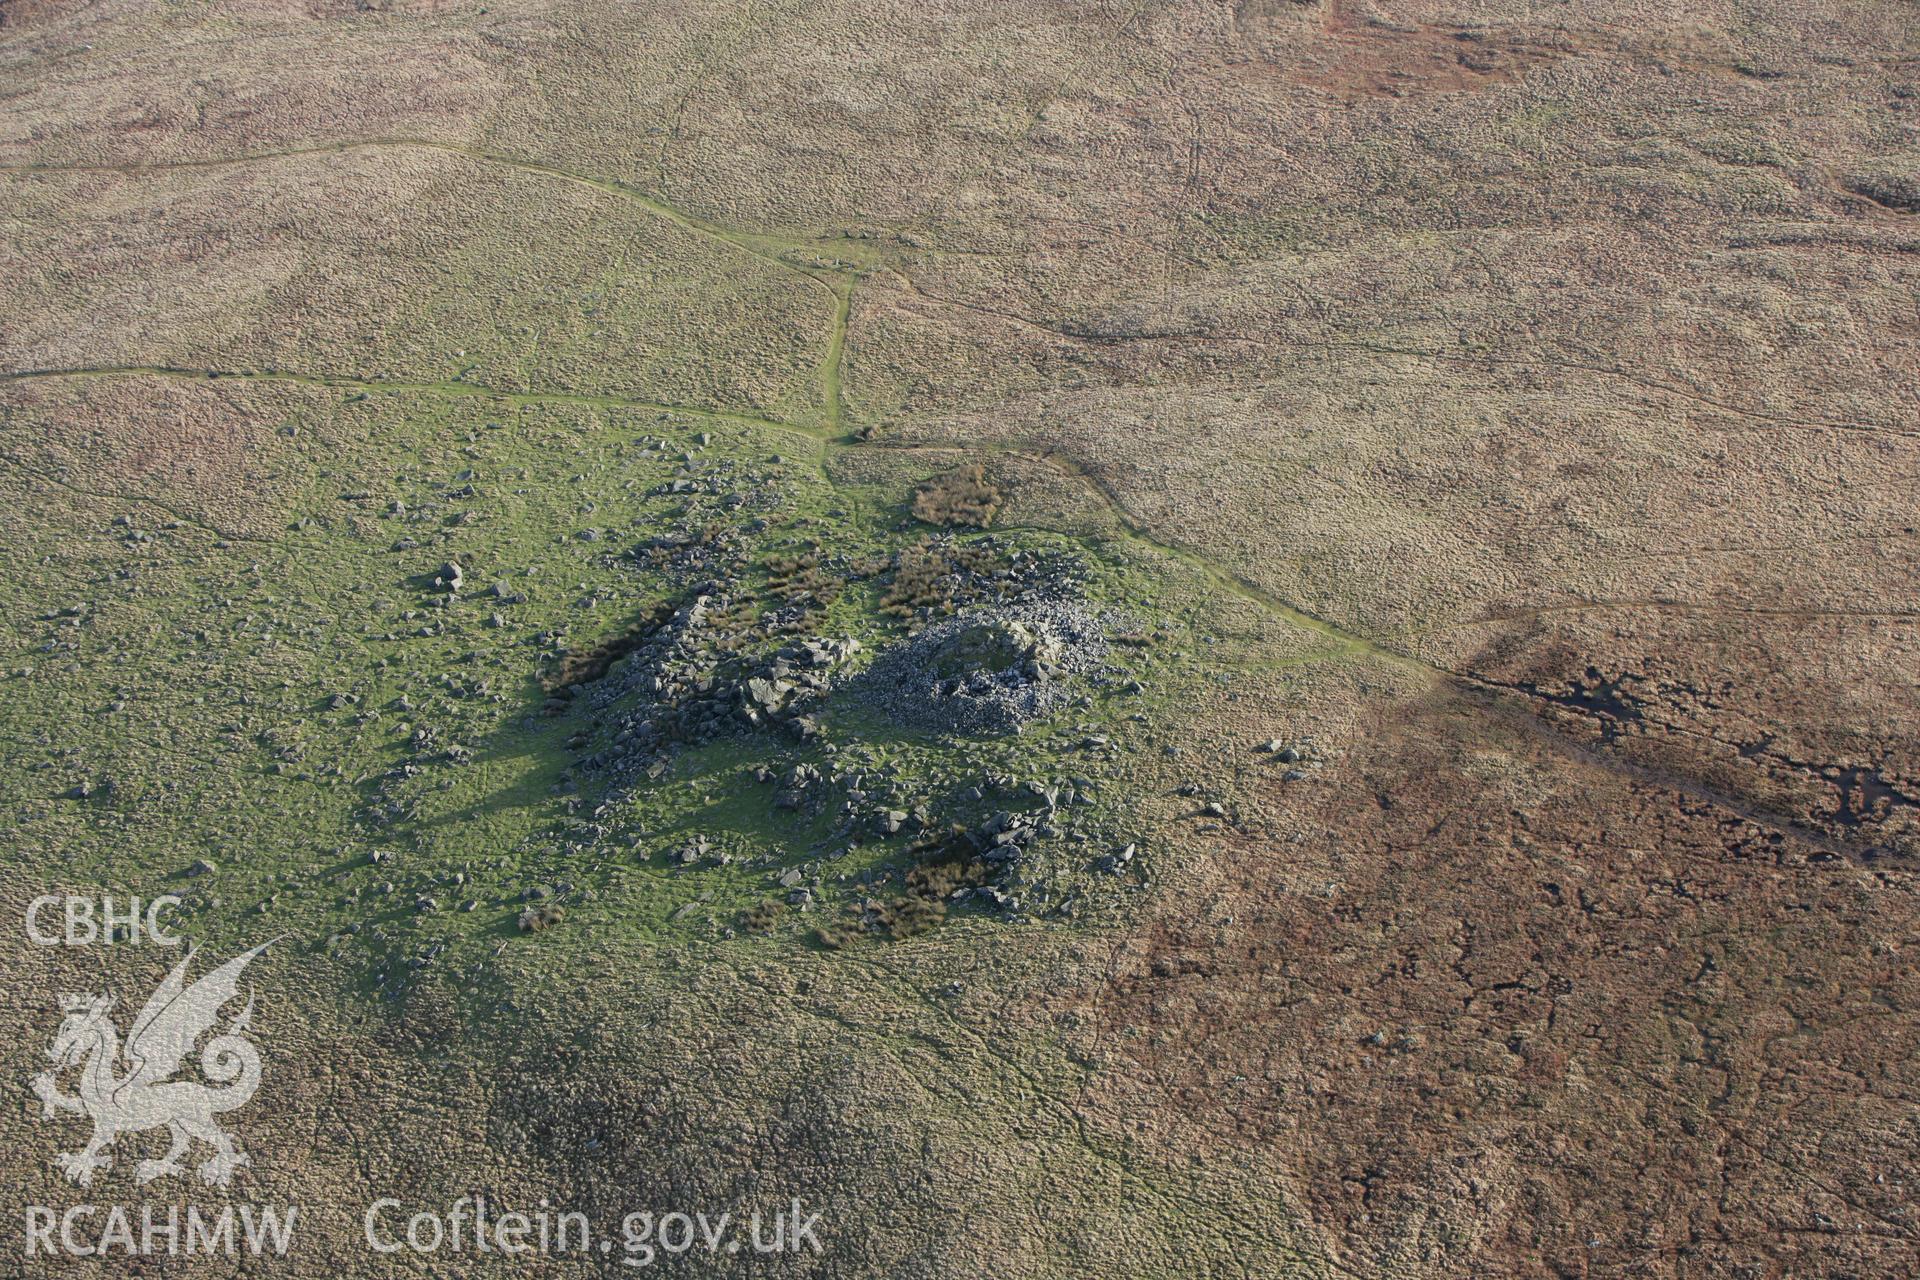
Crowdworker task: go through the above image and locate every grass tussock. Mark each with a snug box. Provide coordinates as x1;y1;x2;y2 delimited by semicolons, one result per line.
880;538;997;618
912;465;1003;529
764;545;846;609
540;602;675;695
739;898;787;935
814;827;991;948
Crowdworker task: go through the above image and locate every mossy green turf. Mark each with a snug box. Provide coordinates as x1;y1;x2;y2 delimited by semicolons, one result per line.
0;380;1234;1004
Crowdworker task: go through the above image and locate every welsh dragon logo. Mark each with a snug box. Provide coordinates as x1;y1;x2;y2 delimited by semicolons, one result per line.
30;943;271;1189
